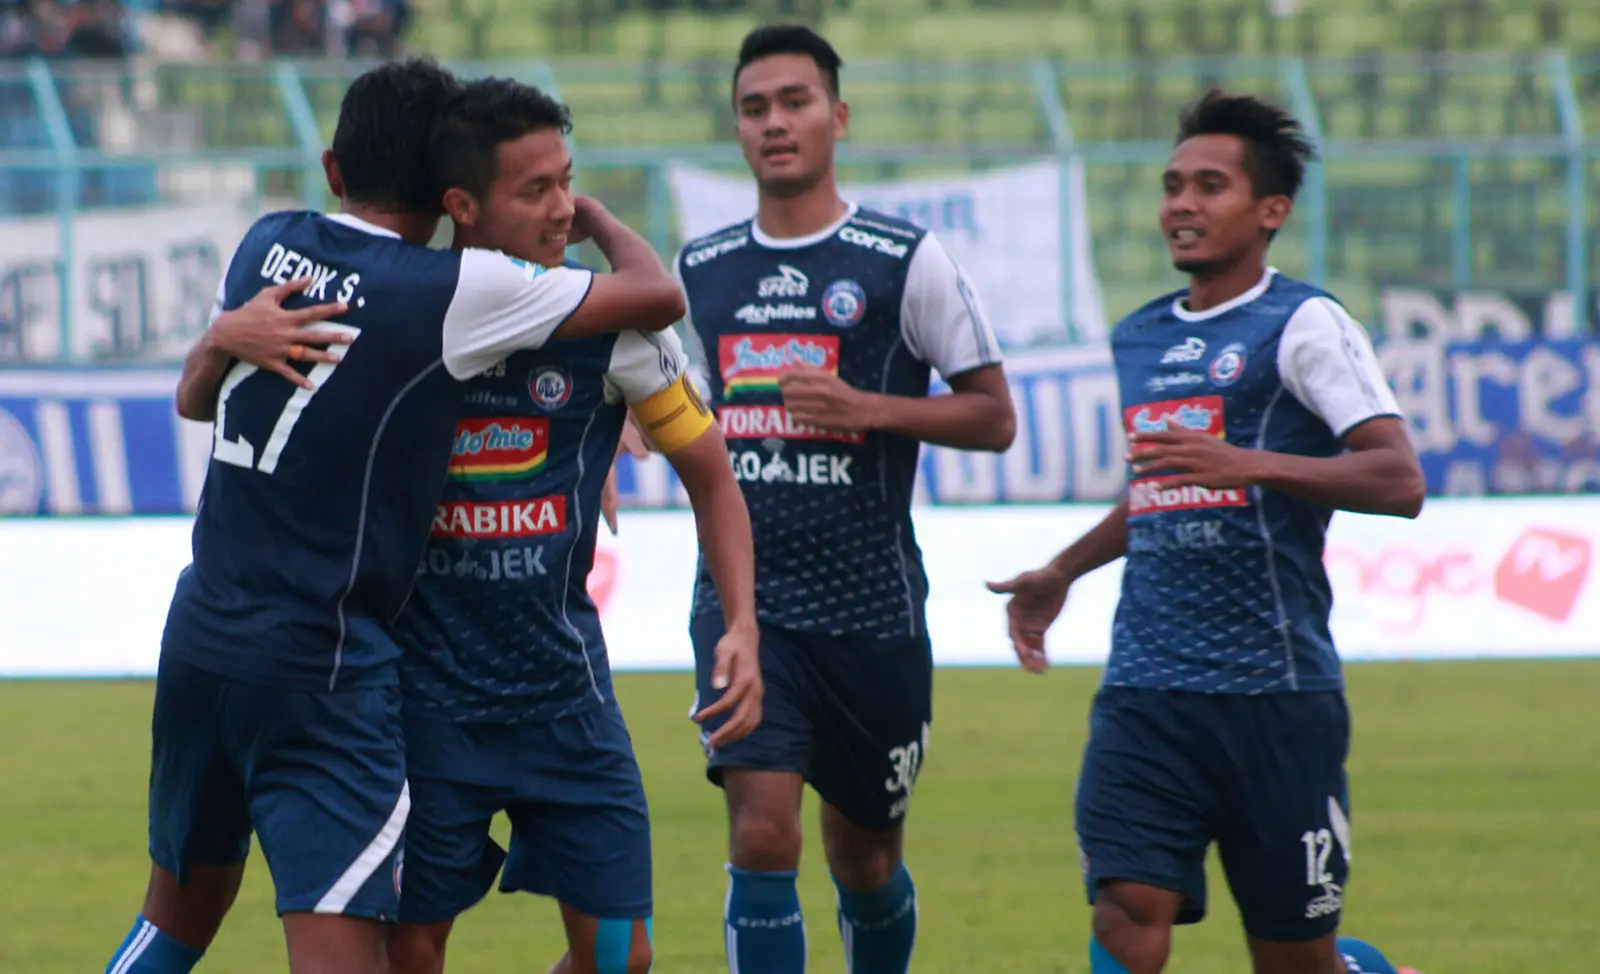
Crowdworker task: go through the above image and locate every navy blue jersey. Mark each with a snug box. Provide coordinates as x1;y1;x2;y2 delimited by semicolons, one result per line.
1108;269;1403;694
162;212;595;691
396;317;692;723
676;205;1002;639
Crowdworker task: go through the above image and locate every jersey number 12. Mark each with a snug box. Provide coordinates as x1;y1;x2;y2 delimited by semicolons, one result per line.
211;324;363;474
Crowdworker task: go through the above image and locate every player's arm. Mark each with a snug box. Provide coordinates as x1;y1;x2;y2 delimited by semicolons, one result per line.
1128;297;1425;519
607;329;762;743
778;233;1016;452
175;277;351;422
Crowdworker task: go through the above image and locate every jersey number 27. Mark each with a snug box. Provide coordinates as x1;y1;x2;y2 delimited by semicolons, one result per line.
211;324;363;474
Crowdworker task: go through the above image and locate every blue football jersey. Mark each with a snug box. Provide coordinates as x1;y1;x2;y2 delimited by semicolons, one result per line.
396;322;692;723
162;211;595;691
676;205;1002;639
1107;268;1403;694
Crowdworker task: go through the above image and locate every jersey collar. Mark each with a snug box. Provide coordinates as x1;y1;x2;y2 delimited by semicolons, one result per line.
325;212;402;239
751;201;860;250
1170;266;1277;322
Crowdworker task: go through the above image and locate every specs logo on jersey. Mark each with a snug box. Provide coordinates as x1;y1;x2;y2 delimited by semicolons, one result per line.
1208;342;1248;387
431;497;568;538
448;418;549;480
758;265;810;298
1125;395;1226;437
1161;337;1207;364
0;407;43;514
821;279;867;329
529;366;573;410
839;226;909;259
719;334;839;397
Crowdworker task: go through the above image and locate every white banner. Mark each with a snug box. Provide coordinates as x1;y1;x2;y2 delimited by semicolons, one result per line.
2;497;1595;678
666;159;1108;347
0;200;257;361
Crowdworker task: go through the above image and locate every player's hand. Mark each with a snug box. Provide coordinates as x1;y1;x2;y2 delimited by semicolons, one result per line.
986;565;1072;674
600;413;654;535
693;622;763;749
778;366;876;433
210;278;350;391
566;195;611;247
1128;429;1263;490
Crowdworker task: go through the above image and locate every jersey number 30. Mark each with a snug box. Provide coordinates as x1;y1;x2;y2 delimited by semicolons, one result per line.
211;324;363;474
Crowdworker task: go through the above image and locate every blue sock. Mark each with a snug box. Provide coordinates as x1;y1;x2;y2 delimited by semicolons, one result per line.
105;916;204;973
725;867;805;974
1089;934;1131;974
1337;936;1400;974
834;864;917;974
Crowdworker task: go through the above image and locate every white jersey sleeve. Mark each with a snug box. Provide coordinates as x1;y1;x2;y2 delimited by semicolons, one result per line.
604;328;690;404
673;253;713;394
441;248;595;379
899;232;1003;380
1277;296;1403;438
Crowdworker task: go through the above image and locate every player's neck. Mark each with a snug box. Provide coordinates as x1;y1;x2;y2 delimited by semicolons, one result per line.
1184;260;1268;313
755;183;849;241
338;202;434;246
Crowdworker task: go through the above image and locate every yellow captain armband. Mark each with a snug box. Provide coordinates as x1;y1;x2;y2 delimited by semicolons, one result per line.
630;373;714;454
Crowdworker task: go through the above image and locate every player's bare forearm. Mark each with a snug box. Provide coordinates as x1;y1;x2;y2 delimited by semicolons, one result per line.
1049;499;1129;582
669;426;758;632
175;330;231;423
554;200;684;337
865;365;1016;452
1250;437;1425;518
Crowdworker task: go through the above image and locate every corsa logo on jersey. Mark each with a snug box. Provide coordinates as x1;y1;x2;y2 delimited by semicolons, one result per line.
719;334;839;397
432;497;568;538
447;418;549;480
717;404;864;444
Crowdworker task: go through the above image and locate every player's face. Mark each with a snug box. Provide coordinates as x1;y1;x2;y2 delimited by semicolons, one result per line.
463;128;576;268
734;54;848;197
1159;134;1289;275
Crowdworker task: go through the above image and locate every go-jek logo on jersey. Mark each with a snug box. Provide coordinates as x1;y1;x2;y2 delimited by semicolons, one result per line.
432;497;569;538
1124;395;1227;437
717;404;864;444
447;418;549;480
719;334;839;397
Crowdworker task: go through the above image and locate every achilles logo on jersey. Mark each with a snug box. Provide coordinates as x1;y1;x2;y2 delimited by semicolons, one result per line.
1161;337;1207;364
729;439;853;486
447;418;549;480
529;366;573;410
719;334;840;397
718;404;864;444
733;302;817;325
431;497;569;538
758;264;809;298
1124;395;1227;437
839;226;909;259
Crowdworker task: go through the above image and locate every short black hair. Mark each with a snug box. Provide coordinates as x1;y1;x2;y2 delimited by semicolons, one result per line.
734;24;843;101
1176;89;1318;200
429;77;573;199
331;58;460;211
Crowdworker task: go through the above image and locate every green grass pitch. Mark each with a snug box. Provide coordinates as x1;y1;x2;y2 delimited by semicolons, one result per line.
3;661;1597;972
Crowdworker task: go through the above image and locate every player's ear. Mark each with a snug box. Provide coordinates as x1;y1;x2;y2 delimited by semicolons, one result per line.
833;98;849;141
321;149;344;199
1259;194;1291;234
442;187;480;227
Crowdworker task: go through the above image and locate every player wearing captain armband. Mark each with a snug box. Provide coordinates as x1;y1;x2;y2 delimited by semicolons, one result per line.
989;90;1425;974
375;78;761;974
105;60;684;974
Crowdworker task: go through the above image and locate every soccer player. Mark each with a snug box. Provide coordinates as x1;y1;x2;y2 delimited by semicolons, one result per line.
380;78;762;974
105;60;684;974
988;90;1426;974
673;24;1016;974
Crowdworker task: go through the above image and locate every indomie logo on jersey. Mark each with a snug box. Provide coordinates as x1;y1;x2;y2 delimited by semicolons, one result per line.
447;418;549;480
432;497;568;538
1123;395;1226;437
718;404;864;444
719;334;840;397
